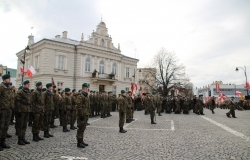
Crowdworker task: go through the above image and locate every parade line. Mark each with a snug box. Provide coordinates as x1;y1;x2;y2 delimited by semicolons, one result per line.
201;116;250;142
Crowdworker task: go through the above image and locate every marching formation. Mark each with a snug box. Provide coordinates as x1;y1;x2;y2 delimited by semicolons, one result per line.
0;74;246;151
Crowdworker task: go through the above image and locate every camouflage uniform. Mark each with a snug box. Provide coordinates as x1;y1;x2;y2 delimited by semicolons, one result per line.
0;82;14;149
226;99;237;118
118;93;127;133
89;93;94;117
63;93;72;131
51;90;59;127
174;98;181;114
144;95;156;124
31;89;45;141
15;88;32;144
126;95;132;123
183;99;189;114
156;94;162;116
76;91;90;146
70;93;77;129
100;94;105;118
43;90;54;137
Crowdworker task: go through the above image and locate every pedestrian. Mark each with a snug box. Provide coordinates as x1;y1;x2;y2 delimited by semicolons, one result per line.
76;83;90;148
0;74;13;151
31;82;45;142
15;80;32;145
118;90;127;133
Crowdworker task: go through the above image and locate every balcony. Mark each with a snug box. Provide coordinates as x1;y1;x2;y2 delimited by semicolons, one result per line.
91;70;117;84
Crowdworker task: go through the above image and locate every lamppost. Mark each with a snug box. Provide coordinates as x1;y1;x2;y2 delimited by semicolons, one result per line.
20;46;31;84
235;66;248;96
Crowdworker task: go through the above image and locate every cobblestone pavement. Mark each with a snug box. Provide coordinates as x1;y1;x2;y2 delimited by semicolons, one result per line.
1;108;250;160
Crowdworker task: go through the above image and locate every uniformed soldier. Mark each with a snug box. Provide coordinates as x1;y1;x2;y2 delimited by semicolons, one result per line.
28;89;34;127
59;91;66;127
70;89;77;130
144;92;156;124
226;97;237;118
51;85;59;128
183;98;189;114
31;82;45;142
43;83;54;138
15;80;32;145
118;90;127;133
192;95;197;113
62;88;72;132
195;95;205;115
89;91;94;118
126;91;132;123
0;74;13;151
10;84;16;126
107;91;113;117
156;93;163;116
76;83;90;148
136;95;143;111
174;97;181;114
210;96;216;114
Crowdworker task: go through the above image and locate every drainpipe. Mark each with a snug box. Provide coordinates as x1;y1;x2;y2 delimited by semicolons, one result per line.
73;45;77;89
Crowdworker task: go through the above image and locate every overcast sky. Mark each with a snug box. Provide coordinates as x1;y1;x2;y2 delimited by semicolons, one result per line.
0;0;249;88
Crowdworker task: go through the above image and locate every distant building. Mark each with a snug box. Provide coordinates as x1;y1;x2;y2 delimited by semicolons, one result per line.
0;64;17;86
137;68;157;93
15;21;139;94
194;81;247;102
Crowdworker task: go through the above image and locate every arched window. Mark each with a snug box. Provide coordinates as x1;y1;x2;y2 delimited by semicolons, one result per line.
85;58;91;72
99;60;105;74
100;39;105;47
112;63;117;75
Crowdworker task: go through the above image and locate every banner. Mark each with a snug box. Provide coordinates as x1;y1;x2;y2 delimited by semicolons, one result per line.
216;83;220;93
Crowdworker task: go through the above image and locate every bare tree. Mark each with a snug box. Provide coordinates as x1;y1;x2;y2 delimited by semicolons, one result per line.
142;48;189;96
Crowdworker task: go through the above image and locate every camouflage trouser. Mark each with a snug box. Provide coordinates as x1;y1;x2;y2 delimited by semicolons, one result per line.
54;105;59;118
126;107;132;120
70;110;76;126
76;115;89;139
100;104;105;115
157;104;162;113
229;106;235;116
210;105;215;111
96;103;100;114
15;112;29;137
119;112;126;127
0;109;12;138
149;109;155;120
43;111;52;131
51;109;56;124
199;105;204;113
61;110;69;127
90;104;94;116
32;112;44;134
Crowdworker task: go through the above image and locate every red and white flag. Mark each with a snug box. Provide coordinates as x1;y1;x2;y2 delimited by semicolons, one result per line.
216;83;220;93
245;82;250;89
218;92;226;103
26;66;36;77
235;91;242;97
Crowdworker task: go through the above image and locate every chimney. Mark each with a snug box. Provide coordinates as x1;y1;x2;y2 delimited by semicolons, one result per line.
28;35;34;46
62;31;67;39
55;35;61;38
81;33;84;41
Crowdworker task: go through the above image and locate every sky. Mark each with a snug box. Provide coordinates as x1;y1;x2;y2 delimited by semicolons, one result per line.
0;0;250;88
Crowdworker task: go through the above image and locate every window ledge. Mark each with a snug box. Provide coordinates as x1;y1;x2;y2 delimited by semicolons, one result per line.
54;68;68;73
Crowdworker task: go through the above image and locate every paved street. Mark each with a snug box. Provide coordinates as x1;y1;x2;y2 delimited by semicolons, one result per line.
1;109;250;160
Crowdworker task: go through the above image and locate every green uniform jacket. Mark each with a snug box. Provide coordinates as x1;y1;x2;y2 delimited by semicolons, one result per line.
118;95;127;113
32;89;45;113
76;92;90;116
144;96;155;111
65;94;72;110
71;94;78;110
43;90;54;112
15;88;32;112
0;83;14;110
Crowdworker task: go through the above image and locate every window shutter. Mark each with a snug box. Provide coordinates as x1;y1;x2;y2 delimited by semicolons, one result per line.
64;56;67;70
56;55;59;69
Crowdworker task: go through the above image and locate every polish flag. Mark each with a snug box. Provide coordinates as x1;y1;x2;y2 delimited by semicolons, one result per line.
235;91;242;97
245;82;250;89
218;92;226;103
26;66;36;77
20;68;24;73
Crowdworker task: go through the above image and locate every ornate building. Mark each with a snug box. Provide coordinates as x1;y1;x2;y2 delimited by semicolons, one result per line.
16;21;139;94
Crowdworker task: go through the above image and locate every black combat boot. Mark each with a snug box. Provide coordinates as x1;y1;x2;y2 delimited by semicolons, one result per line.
212;110;215;114
158;112;162;116
6;133;12;138
33;134;39;142
200;112;205;115
48;132;53;137
232;114;237;118
122;127;127;132
70;125;76;130
44;131;50;138
151;119;156;124
63;126;68;132
81;139;88;146
0;138;10;149
77;139;85;148
17;137;25;145
126;119;131;123
37;134;44;140
28;122;32;127
119;127;126;133
22;136;30;144
0;144;3;151
226;113;231;118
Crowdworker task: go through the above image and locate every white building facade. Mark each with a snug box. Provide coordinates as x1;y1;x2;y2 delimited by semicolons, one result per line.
16;21;139;95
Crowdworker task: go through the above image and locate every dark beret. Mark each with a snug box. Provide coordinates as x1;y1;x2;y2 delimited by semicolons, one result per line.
65;88;70;92
53;85;57;88
42;88;47;92
46;83;52;88
18;86;23;90
72;89;76;92
121;90;125;93
2;74;10;80
30;89;34;92
23;80;30;85
36;82;42;87
82;83;89;88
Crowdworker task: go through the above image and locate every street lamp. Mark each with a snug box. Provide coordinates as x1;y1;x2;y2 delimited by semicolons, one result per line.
132;69;141;83
235;66;248;96
20;46;31;84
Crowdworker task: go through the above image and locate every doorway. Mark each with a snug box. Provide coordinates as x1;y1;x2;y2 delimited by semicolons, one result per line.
99;85;105;92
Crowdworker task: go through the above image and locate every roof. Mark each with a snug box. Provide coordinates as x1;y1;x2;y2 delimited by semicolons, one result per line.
49;37;80;45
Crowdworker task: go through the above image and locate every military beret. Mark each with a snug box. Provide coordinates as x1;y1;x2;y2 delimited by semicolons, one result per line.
121;90;125;93
231;96;234;99
18;86;23;90
23;80;30;85
42;88;47;92
199;95;203;97
82;83;89;88
93;91;96;93
53;85;57;88
72;89;76;92
2;74;10;80
78;89;82;93
36;82;42;87
65;88;70;92
46;83;52;88
90;90;93;92
30;89;34;92
58;88;61;91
